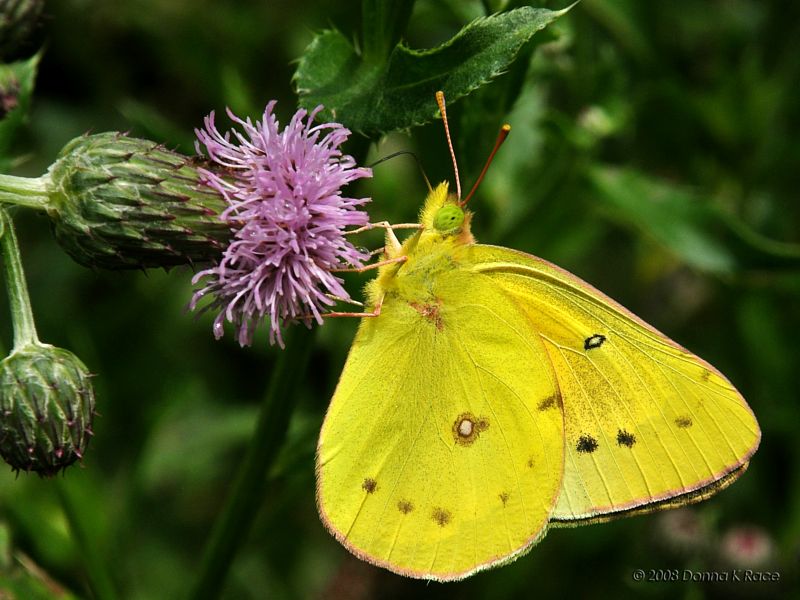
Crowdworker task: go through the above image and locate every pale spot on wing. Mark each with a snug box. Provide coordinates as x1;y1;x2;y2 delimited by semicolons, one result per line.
452;412;489;446
584;334;606;350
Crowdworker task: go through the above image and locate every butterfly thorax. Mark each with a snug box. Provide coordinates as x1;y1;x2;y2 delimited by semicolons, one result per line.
367;182;474;307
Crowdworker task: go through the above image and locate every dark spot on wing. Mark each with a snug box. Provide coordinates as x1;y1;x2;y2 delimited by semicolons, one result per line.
362;478;377;493
675;416;693;429
527;457;535;468
499;492;510;506
397;500;414;514
576;434;599;453
584;334;606;350
616;429;636;447
537;393;561;411
452;412;489;446
432;507;452;527
701;370;711;382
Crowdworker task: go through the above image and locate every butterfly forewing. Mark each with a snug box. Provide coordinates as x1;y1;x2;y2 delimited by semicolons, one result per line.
471;244;760;523
317;268;564;580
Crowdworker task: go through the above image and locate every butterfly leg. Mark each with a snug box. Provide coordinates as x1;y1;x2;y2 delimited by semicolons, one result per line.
330;255;407;273
346;221;420;255
345;221;421;235
323;293;385;319
324;294;364;307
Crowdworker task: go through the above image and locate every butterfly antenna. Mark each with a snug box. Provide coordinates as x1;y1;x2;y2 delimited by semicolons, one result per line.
462;124;511;206
436;91;461;200
368;150;432;191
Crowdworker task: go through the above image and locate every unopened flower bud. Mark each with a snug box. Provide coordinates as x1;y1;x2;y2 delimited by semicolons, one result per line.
0;343;95;475
42;132;233;269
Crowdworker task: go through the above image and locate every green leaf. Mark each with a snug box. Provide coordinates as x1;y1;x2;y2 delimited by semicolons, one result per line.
295;5;572;135
589;166;800;275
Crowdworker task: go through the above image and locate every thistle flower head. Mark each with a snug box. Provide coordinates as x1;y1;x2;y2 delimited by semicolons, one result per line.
719;525;775;569
656;508;710;556
190;102;371;347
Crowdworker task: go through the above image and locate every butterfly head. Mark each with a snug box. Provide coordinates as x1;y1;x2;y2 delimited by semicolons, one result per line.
418;182;474;245
433;203;464;232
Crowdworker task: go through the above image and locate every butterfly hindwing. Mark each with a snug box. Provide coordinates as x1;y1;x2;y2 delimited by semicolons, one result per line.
470;244;761;523
317;267;564;581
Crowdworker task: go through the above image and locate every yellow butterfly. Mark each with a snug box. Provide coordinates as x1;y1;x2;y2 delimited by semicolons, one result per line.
316;93;760;581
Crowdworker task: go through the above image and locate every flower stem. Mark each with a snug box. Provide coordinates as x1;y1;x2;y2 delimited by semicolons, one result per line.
54;478;119;600
0;173;50;210
187;327;314;600
0;208;40;349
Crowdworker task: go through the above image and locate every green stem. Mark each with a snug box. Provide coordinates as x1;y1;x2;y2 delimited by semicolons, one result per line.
0;173;50;210
187;328;314;600
54;478;119;600
0;208;40;349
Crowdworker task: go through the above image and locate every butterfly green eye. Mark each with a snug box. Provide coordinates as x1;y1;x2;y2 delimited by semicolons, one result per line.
433;204;465;232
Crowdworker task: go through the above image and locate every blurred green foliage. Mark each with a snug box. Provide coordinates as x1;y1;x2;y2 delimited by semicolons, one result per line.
1;0;799;598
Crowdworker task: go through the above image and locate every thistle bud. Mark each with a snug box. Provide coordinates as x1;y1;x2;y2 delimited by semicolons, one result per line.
45;132;231;269
0;343;95;475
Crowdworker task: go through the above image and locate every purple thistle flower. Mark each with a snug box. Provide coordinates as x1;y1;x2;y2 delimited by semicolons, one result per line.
190;102;371;347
